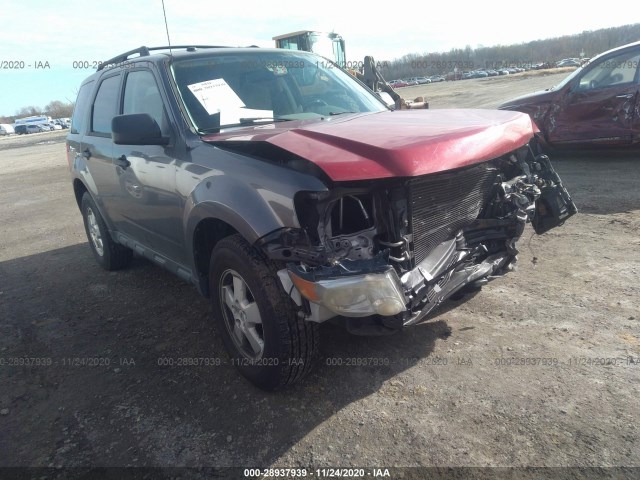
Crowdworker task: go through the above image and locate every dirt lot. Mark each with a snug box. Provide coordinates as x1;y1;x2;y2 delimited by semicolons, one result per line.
1;72;639;478
399;68;578;109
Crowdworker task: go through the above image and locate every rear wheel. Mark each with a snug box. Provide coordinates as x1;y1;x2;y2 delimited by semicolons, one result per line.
81;192;133;270
210;234;319;390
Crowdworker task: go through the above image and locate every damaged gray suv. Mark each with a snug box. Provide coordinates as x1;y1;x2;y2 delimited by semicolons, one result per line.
68;46;576;389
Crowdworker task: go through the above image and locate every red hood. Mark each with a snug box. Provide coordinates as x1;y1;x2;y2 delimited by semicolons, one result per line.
202;109;537;181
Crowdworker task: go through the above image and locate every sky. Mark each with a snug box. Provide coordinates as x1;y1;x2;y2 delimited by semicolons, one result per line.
0;0;638;116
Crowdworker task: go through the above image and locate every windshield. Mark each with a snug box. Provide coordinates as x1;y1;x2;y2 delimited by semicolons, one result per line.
170;51;386;132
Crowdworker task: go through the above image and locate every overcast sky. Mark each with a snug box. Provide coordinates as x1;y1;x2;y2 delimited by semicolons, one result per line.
0;0;637;116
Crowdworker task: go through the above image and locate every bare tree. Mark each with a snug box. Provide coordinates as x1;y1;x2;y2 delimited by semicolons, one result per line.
382;23;640;79
45;100;74;119
15;106;42;118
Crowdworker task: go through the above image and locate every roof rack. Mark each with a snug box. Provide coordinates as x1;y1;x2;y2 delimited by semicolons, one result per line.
96;45;233;70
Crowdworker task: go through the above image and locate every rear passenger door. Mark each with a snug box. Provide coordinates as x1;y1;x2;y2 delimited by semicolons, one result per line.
80;73;123;225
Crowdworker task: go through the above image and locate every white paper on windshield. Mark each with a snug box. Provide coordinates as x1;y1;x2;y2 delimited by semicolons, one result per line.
187;78;272;125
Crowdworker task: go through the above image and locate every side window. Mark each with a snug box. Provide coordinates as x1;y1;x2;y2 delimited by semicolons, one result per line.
123;70;168;134
70;80;94;134
577;50;640;91
91;75;120;135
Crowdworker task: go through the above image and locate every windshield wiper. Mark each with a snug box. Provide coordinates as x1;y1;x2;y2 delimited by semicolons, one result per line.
237;117;292;125
329;111;357;116
197;117;292;134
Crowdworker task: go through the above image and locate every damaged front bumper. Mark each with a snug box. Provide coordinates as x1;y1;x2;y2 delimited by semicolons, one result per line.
278;235;514;328
270;149;576;331
398;236;512;325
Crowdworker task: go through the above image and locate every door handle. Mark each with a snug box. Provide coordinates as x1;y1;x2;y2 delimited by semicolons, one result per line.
615;93;633;99
82;149;91;159
115;155;131;169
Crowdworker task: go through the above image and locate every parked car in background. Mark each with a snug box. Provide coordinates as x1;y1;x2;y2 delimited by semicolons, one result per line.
15;124;47;134
410;77;431;84
556;59;581;67
500;40;640;149
532;62;553;70
463;71;489;79
389;79;408;88
15;124;48;134
430;75;445;82
0;124;15;135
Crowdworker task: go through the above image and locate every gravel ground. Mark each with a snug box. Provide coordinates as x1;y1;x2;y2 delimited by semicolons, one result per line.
0;72;639;479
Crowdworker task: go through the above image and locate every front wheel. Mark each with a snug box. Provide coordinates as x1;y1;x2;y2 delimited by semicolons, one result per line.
210;234;319;390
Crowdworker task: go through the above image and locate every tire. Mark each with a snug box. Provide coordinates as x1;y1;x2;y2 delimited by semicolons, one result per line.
210;234;319;390
80;192;133;271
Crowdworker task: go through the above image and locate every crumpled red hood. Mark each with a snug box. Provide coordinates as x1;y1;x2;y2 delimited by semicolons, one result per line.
202;109;537;181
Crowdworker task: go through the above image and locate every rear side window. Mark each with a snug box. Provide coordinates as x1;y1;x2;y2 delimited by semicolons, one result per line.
91;75;121;135
70;80;94;134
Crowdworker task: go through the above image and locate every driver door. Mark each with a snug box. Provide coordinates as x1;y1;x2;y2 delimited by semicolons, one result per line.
112;69;185;262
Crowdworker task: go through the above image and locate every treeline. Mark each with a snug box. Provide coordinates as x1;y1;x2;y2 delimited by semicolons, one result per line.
382;23;640;79
0;100;74;124
2;23;638;118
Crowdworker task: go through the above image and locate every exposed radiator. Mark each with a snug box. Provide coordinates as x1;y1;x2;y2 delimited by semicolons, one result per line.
409;162;498;265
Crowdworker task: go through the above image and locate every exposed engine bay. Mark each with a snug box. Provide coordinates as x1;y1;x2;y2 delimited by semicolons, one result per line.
260;144;576;331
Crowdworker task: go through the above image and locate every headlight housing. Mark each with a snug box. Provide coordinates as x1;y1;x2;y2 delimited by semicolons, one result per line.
288;266;406;317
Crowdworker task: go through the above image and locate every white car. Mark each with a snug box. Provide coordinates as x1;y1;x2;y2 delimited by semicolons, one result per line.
0;124;15;135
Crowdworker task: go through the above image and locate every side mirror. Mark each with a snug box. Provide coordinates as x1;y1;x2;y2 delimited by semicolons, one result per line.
112;113;169;145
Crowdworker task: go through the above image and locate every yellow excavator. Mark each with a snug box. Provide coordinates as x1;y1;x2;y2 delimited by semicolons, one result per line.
273;31;428;110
